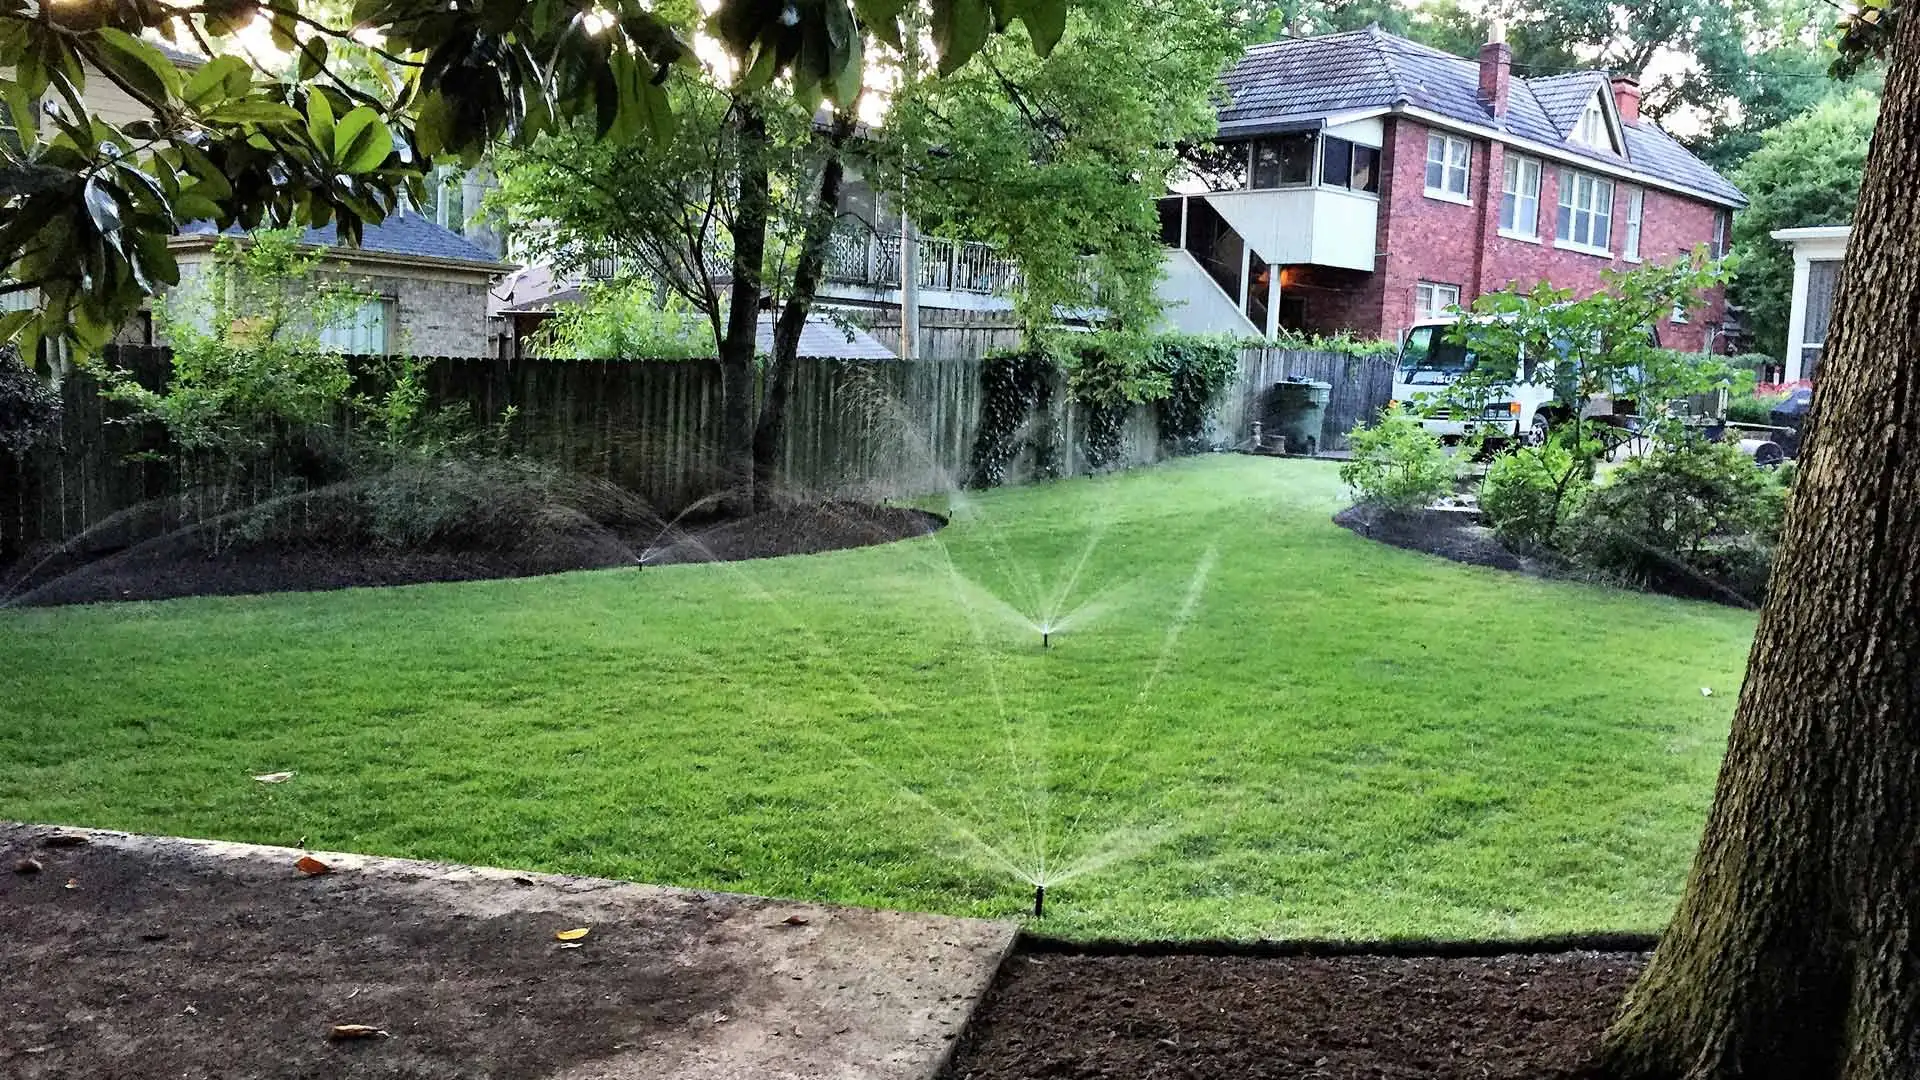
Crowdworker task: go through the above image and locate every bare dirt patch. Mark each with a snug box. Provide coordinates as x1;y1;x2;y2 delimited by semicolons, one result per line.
946;947;1645;1079
0;824;1013;1080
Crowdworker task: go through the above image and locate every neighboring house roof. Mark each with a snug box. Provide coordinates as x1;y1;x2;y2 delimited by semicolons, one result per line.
177;213;510;272
754;314;897;360
1218;27;1745;208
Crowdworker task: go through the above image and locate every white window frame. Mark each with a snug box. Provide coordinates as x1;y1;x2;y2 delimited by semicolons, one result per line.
1499;155;1542;240
1624;188;1644;262
1571;93;1620;154
1424;133;1471;203
1712;211;1729;260
1555;168;1614;255
1415;280;1463;321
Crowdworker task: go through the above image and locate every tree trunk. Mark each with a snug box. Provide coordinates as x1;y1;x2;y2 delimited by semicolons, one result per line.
751;108;860;508
718;100;770;514
1599;20;1920;1080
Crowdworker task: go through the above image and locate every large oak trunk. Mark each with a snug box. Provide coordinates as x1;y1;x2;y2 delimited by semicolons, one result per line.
1598;20;1920;1080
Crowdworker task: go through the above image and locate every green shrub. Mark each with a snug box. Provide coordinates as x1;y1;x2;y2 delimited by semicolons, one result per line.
969;348;1061;489
1480;441;1591;551
1151;334;1241;453
0;346;59;456
1569;437;1776;599
1340;408;1457;512
1726;391;1787;426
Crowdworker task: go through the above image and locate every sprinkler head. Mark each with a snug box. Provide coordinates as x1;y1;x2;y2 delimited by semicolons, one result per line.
1042;630;1051;649
1032;884;1046;918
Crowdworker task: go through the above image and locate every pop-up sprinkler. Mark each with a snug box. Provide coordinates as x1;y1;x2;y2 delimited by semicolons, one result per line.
1041;630;1051;649
1032;884;1046;918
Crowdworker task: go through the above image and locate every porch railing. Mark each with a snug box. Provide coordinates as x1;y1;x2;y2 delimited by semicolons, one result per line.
822;227;1019;296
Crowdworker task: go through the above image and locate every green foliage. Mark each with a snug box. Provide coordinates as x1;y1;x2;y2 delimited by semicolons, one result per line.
1569;437;1777;599
0;345;59;456
1726;391;1788;426
96;230;368;462
969;347;1061;488
1151;334;1242;453
533;282;710;360
1729;90;1878;358
0;0;1064;358
1446;255;1736;449
879;0;1241;332
1340;407;1457;512
1480;437;1593;552
1272;328;1401;357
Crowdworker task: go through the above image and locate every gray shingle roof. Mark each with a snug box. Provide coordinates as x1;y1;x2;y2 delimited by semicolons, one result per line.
1218;27;1744;207
180;212;509;268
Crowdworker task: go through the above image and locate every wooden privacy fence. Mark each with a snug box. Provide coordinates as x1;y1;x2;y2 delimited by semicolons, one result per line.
2;345;1395;557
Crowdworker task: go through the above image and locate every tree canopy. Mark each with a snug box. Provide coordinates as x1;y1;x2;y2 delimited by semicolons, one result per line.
1729;90;1877;359
0;0;1070;359
880;0;1244;330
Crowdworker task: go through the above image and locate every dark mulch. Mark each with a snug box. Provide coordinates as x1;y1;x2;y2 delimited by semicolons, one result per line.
2;502;943;607
945;949;1646;1080
0;827;733;1080
1333;504;1539;574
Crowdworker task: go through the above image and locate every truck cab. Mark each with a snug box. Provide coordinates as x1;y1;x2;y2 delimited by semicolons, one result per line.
1391;318;1558;446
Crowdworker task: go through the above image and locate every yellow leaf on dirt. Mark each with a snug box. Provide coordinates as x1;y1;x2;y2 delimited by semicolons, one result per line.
554;927;590;941
327;1024;389;1040
63;878;78;890
296;856;332;876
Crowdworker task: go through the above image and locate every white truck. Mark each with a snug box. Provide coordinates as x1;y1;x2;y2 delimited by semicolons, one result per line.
1390;318;1559;446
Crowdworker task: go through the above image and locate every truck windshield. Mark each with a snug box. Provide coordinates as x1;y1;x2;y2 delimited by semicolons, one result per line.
1399;325;1473;385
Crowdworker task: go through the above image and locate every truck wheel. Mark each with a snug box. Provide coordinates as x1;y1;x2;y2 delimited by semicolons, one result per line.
1524;412;1550;448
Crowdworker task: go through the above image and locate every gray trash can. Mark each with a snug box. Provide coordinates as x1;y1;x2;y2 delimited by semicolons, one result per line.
1268;379;1332;456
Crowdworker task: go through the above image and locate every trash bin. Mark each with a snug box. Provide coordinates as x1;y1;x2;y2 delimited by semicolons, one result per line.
1267;378;1332;456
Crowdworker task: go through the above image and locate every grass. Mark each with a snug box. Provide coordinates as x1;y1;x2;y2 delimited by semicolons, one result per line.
0;456;1755;940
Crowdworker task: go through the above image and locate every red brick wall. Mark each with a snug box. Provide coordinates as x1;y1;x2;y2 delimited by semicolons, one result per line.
1349;117;1730;351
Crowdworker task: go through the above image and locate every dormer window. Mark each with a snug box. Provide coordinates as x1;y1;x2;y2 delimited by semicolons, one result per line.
1571;93;1620;154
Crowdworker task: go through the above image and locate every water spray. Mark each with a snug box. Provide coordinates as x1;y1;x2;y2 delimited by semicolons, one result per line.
1032;884;1046;918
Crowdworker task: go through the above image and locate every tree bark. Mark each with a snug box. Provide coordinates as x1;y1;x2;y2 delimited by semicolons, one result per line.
751;107;859;507
718;99;770;513
1599;18;1920;1080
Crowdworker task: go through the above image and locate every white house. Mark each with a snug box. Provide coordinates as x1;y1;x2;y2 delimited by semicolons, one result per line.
1771;225;1850;383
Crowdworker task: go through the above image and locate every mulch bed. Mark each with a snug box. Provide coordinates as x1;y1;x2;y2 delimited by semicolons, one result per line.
1333;504;1539;574
946;947;1647;1079
1;502;943;607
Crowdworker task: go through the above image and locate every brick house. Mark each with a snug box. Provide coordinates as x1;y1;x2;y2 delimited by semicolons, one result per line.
1157;26;1746;350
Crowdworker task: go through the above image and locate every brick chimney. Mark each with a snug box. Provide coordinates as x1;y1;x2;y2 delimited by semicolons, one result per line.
1478;25;1513;119
1612;74;1642;126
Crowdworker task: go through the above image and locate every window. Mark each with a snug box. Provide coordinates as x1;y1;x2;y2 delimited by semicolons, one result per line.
1319;136;1382;195
1571;94;1618;153
1415;281;1463;321
1625;188;1644;261
320;296;393;355
1252;133;1315;188
1712;211;1730;259
1801;259;1840;377
1351;145;1381;194
1424;133;1471;200
1555;168;1614;253
1500;155;1541;238
1671;300;1689;325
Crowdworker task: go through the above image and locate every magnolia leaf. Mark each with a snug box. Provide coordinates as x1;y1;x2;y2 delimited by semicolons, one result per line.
206;100;303;125
296;35;329;82
996;0;1067;55
0;310;33;345
853;0;911;48
412;90;454;159
554;927;590;941
253;770;295;783
334;106;392;173
307;91;336;154
328;1025;390;1040
931;0;993;75
296;855;333;875
94;29;182;99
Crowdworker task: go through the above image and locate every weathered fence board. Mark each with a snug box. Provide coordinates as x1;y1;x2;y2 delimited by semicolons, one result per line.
3;345;1394;558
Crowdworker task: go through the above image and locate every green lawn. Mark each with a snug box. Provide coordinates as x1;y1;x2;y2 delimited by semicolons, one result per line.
0;456;1755;939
